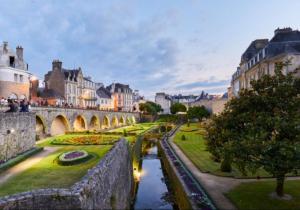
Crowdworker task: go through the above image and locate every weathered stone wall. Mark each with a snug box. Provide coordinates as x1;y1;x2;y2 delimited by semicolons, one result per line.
0;139;133;210
188;99;227;115
0;112;35;161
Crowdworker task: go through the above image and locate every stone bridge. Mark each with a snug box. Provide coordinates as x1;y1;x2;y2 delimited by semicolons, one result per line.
28;107;140;137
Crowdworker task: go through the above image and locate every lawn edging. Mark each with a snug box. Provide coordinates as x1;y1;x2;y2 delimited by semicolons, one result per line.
0;147;44;173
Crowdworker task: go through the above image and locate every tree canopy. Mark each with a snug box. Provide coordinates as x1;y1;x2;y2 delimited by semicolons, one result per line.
187;106;210;121
170;103;187;114
206;61;300;197
139;101;162;115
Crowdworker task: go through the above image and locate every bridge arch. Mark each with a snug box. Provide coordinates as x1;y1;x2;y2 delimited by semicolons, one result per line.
119;116;125;126
102;115;110;129
111;116;119;128
73;115;87;131
36;115;46;140
50;115;70;136
90;115;100;131
126;116;131;125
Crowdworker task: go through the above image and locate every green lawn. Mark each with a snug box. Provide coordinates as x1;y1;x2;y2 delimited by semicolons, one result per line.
0;145;111;197
173;123;269;178
226;180;300;210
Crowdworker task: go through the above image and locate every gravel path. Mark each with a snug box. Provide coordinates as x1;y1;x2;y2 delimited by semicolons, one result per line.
0;147;59;185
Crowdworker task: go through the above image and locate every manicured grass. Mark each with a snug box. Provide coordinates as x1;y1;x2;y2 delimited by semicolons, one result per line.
0;145;111;197
173;123;269;178
226;180;300;210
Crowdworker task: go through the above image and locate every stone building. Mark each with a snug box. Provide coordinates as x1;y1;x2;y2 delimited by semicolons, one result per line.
0;42;32;100
43;60;97;107
106;83;133;112
155;92;172;114
96;86;113;110
230;27;300;98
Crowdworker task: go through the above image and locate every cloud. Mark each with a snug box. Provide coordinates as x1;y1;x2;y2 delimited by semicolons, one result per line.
0;0;230;99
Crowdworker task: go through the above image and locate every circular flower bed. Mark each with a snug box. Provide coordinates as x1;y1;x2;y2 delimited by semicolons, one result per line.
58;150;91;165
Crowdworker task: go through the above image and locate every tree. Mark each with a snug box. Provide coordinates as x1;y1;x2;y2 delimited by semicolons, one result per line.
206;61;300;197
139;102;162;115
187;106;210;121
170;103;187;114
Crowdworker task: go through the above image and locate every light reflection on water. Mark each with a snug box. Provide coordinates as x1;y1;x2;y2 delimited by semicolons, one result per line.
134;145;174;210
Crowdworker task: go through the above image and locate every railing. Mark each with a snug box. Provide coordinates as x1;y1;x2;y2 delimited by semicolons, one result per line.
0;105;139;114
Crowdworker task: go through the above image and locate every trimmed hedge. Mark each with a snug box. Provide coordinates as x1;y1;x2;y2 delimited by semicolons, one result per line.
0;147;44;173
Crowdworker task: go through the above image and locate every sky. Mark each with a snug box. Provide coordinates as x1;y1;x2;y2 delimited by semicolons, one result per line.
1;0;300;99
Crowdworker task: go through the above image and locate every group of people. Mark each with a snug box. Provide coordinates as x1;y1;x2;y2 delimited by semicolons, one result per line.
4;98;30;112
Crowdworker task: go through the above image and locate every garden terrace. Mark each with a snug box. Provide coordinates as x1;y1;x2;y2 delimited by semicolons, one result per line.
173;123;270;178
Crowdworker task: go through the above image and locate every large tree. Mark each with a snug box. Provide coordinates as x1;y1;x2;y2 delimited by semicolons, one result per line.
206;61;300;197
139;101;162;115
187;106;210;121
170;103;187;114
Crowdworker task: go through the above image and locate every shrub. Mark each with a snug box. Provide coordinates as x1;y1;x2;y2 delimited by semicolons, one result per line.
181;135;186;141
220;157;232;172
123;129;128;137
160;125;167;133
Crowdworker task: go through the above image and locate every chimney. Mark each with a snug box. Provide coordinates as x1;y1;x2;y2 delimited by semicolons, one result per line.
52;60;62;71
274;27;293;35
3;41;8;54
16;46;23;61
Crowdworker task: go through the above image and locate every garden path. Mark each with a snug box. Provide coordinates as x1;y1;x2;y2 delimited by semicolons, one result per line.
0;147;58;185
168;131;300;210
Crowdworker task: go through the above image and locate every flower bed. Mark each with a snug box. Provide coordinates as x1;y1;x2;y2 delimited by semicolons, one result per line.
51;135;119;145
180;128;199;132
58;150;90;165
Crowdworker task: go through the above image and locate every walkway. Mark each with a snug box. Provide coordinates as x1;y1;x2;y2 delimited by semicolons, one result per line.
168;131;300;210
0;147;58;185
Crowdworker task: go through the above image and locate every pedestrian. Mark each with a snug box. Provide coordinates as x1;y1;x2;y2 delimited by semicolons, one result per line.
20;99;29;112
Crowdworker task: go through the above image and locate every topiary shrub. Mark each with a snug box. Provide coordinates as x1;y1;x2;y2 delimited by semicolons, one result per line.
123;129;128;137
58;150;91;166
181;135;186;141
220;157;232;172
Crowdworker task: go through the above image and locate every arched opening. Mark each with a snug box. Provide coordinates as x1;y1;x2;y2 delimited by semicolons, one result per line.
126;117;131;125
102;116;110;129
131;116;136;124
36;115;46;140
111;116;119;128
90;115;100;131
119;116;125;126
50;115;70;136
19;95;26;100
73;115;87;131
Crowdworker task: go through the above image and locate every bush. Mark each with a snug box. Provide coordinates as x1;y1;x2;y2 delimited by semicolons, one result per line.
181;135;186;141
160;125;167;133
123;129;128;137
220;158;232;172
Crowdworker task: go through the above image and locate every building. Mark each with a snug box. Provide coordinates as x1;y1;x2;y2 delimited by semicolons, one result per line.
43;60;97;107
96;86;113;110
106;83;133;112
0;42;32;100
132;90;146;112
155;92;172;114
230;27;300;98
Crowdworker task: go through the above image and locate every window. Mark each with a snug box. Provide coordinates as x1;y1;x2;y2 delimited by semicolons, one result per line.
19;75;23;83
9;56;15;67
14;74;18;82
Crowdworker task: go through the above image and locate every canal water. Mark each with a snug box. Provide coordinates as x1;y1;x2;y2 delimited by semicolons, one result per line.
133;142;178;210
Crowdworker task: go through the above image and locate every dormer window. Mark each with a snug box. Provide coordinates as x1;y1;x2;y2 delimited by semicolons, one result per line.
9;56;15;67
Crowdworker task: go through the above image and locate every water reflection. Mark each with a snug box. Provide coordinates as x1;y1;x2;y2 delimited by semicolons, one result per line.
134;144;176;210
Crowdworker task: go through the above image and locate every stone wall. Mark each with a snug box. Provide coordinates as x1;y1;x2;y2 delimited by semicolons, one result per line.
188;99;227;115
0;139;133;210
0;112;35;162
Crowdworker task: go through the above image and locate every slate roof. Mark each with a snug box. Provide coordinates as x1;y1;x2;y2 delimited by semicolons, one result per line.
106;83;132;93
62;68;81;81
241;39;269;63
96;86;111;99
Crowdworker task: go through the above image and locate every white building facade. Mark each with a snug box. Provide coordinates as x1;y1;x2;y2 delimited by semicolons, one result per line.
155;92;172;114
0;42;32;99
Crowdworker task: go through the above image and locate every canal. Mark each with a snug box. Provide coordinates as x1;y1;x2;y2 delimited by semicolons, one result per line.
133;142;178;210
